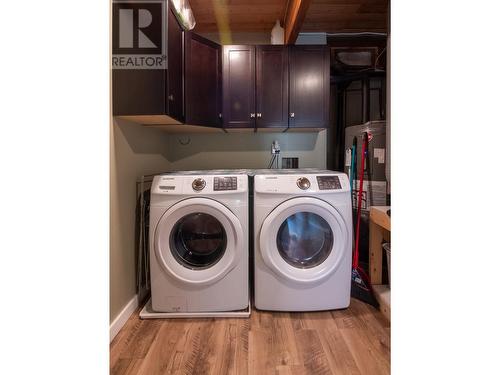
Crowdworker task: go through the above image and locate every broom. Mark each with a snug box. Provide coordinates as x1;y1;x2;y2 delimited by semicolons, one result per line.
349;136;357;206
351;132;379;307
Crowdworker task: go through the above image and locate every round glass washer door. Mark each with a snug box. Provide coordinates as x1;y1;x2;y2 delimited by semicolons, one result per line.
170;212;227;270
259;197;349;284
154;197;243;286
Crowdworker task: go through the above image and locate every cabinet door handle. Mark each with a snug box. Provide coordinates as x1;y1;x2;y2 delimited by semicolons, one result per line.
250;113;256;118
168;94;174;101
290;112;295;118
257;113;262;118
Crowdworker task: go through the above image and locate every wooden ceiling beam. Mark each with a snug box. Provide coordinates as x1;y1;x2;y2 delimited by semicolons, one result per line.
283;0;312;44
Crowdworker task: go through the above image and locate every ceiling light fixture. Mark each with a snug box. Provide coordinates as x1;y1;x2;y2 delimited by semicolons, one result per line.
170;0;196;30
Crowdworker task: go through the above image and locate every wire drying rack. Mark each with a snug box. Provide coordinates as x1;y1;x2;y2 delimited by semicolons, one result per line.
135;173;159;301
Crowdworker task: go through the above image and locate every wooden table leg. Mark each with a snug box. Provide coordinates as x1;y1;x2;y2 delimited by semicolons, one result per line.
369;221;383;285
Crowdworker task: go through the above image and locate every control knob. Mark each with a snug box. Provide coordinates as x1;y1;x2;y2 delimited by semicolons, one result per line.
296;177;310;190
192;178;206;191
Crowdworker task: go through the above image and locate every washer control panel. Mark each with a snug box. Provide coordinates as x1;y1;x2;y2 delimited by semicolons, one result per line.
296;177;311;190
214;176;238;191
317;176;342;190
152;174;248;195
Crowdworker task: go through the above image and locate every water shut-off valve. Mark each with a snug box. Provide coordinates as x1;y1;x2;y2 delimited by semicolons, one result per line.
271;140;280;155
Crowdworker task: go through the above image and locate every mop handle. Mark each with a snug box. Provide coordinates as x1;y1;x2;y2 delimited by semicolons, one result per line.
349;145;355;188
353;133;368;269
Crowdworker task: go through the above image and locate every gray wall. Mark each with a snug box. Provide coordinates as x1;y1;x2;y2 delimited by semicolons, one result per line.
296;32;327;45
199;32;270;45
110;118;171;322
166;131;328;171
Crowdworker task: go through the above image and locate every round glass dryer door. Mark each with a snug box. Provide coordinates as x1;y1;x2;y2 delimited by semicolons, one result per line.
259;197;349;284
170;212;227;269
276;212;333;269
154;198;243;286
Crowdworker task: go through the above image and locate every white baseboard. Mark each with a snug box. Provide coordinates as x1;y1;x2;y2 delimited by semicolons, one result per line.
110;294;139;343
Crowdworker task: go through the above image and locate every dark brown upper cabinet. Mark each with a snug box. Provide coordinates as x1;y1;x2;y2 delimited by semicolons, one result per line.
223;44;329;130
289;45;330;129
222;45;256;129
255;46;289;129
184;32;222;128
112;5;184;124
166;7;184;122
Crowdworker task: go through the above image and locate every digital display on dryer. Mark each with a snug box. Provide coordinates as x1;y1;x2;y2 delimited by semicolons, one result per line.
317;176;342;190
214;176;237;191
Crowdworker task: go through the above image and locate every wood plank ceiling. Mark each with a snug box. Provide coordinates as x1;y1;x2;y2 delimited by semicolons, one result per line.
190;0;389;43
302;0;389;33
189;0;287;33
189;0;388;36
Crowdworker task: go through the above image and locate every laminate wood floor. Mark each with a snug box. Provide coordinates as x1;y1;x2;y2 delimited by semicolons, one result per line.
110;298;390;375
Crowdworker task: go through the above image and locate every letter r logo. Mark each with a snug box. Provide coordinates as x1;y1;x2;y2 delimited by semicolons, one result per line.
112;2;163;55
118;8;157;48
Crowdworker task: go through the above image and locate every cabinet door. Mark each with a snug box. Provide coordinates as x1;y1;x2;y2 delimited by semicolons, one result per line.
167;7;184;122
256;46;288;129
184;32;222;127
222;45;256;129
112;69;165;116
289;45;330;128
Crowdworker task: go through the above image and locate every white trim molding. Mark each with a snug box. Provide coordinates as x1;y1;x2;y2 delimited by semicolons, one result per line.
110;294;138;343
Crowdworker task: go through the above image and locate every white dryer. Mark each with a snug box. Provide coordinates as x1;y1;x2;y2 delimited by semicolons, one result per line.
149;172;248;313
254;171;352;311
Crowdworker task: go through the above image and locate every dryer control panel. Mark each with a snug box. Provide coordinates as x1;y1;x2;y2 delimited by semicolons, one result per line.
317;176;342;190
254;173;350;194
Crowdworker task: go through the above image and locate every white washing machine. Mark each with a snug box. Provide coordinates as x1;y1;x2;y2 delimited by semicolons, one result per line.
149;172;248;313
254;171;352;311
